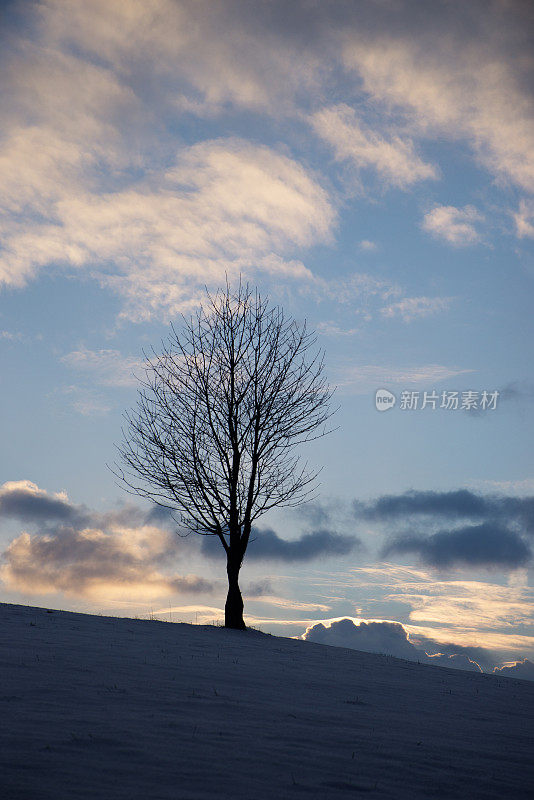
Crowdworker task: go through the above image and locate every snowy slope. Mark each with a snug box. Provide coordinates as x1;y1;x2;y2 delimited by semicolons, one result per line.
1;603;533;800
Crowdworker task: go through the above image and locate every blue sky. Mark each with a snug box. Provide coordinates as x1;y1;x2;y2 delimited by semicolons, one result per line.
1;0;533;676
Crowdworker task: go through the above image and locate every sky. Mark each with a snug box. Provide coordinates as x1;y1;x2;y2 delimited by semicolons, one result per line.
0;0;533;678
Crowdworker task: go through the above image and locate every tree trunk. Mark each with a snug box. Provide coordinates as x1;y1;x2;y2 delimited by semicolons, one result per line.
225;555;245;629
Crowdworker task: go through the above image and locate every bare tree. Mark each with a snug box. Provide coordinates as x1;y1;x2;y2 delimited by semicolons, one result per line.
116;282;335;629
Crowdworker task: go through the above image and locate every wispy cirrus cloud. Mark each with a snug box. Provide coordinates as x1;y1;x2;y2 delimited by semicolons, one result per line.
61;348;143;388
345;564;534;654
316;321;359;337
342;17;534;193
310;103;437;189
1;135;334;320
380;296;452;322
336;363;472;394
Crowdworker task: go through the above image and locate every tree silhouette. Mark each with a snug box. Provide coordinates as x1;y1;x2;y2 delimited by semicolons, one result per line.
116;282;335;629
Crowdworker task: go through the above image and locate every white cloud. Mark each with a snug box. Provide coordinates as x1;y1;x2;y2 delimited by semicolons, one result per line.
2;0;532;316
61;348;143;387
303;617;421;659
513;199;534;239
0;479;67;502
316;322;359;337
337;363;472;393
61;386;113;417
359;240;377;251
467;478;534;497
0;2;335;317
308;272;401;305
380;296;451;322
38;0;323;115
342;32;534;192
310;104;437;189
1;137;334;319
422;205;484;246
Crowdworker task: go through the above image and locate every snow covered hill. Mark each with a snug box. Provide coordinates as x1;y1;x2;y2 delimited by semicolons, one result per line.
1;602;533;800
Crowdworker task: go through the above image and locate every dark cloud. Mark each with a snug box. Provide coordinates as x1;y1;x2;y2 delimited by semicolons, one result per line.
304;618;423;660
293;501;333;527
303;618;484;673
355;489;496;521
354;489;534;534
0;481;168;529
0;480;179;534
0;484;87;525
201;527;360;562
352;488;534;569
244;579;273;597
493;659;534;681
144;504;180;527
496;382;534;404
382;523;531;569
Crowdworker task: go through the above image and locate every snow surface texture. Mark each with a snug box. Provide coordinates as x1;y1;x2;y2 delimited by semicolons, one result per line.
1;603;533;800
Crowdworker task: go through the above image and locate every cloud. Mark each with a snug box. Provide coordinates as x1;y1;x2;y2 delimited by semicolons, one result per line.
302;617;482;672
409;634;496;673
339;565;534;659
380;296;452;322
316;321;359;337
383;523;532;570
498;382;534;404
355;489;496;521
201;527;360;562
61;386;113;417
342;12;534;193
336;364;472;394
61;348;143;387
0;480;86;525
493;659;534;681
354;488;534;536
422;205;484;246
0;524;212;601
355;488;534;570
513;199;534;239
310;103;437;188
1;135;334;320
2;0;531;317
425;652;482;672
0;0;335;314
359;240;377;251
304;618;423;659
0;479;213;601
